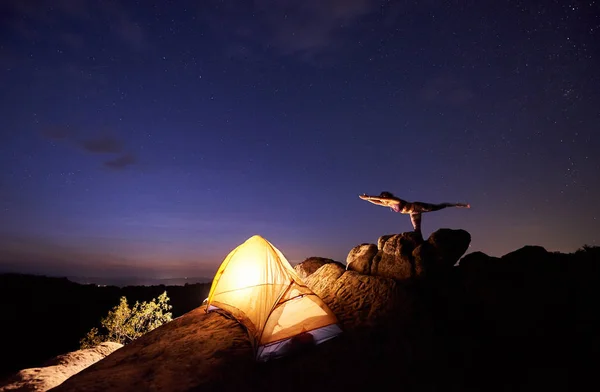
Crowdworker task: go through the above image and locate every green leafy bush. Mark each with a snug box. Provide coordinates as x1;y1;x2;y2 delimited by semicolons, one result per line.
80;291;172;348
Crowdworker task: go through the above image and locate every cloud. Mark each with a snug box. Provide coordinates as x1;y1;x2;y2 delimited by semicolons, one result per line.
40;127;136;170
419;76;476;106
104;153;136;170
80;136;122;154
204;0;378;61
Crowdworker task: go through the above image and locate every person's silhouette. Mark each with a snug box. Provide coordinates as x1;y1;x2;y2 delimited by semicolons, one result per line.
360;191;470;234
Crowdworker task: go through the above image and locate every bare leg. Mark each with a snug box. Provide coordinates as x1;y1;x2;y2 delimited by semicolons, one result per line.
412;201;470;213
410;213;422;233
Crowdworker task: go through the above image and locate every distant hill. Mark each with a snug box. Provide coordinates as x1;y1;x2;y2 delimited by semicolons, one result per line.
66;276;212;287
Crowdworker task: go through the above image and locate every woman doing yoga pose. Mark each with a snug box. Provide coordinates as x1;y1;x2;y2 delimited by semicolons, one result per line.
359;191;470;234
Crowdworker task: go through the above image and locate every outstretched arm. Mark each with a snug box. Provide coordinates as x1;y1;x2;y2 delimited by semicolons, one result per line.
359;194;400;208
359;195;386;206
367;199;388;206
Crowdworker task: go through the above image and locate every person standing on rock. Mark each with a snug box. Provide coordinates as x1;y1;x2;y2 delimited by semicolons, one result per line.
359;191;470;235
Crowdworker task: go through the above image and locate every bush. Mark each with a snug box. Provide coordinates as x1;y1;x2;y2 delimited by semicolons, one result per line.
80;291;172;348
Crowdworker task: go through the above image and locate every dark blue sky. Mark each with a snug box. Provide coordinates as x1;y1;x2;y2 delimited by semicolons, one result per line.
1;0;598;279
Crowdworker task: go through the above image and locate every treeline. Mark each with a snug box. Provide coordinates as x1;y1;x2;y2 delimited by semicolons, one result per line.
0;274;211;379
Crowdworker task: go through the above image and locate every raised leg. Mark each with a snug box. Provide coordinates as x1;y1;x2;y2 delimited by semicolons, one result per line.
412;202;470;213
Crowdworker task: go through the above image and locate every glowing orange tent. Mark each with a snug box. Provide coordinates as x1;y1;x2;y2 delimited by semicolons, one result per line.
205;235;342;361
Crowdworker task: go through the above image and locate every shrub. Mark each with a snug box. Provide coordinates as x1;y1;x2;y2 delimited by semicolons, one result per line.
80;291;172;348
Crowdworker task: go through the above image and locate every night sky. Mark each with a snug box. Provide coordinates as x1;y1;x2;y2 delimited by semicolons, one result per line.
1;0;598;279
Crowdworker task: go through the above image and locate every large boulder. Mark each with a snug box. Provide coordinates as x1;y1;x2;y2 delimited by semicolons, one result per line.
377;234;395;250
0;342;122;392
349;229;472;281
52;308;254;392
303;263;346;299
293;257;342;280
323;271;411;329
346;243;378;275
297;261;411;331
371;232;424;281
414;229;472;274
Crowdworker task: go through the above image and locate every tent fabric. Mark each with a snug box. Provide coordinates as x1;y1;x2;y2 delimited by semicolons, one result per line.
256;324;343;361
205;235;342;361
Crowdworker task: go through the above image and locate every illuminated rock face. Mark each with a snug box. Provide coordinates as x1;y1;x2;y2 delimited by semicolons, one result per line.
346;243;378;275
290;229;471;332
295;257;411;331
374;232;425;280
293;257;341;280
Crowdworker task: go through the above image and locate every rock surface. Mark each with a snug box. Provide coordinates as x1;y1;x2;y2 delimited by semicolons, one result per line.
319;270;411;329
293;257;338;280
0;342;122;392
302;262;346;299
373;231;424;280
424;228;472;270
52;308;253;392
377;234;395;250
346;243;378;275
296;261;412;330
349;229;472;281
48;238;422;392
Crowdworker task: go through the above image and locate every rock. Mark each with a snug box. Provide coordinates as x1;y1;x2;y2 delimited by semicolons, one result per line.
324;271;411;329
426;229;471;268
53;259;416;392
299;263;411;331
377;234;395;250
346;230;471;281
294;257;339;280
0;342;122;392
52;308;253;392
372;232;424;281
303;263;346;299
412;229;471;276
456;251;501;297
346;243;378;275
411;244;432;277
